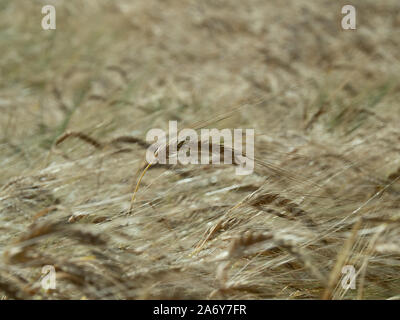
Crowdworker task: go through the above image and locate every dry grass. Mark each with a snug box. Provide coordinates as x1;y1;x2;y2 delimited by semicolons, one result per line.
1;0;400;299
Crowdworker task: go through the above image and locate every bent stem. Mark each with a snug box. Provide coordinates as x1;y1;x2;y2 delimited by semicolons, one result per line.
130;162;153;213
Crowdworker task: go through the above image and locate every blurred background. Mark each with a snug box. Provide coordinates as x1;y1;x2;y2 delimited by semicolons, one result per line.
0;0;400;300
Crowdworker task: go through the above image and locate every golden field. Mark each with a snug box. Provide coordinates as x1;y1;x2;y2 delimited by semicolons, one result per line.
0;0;399;299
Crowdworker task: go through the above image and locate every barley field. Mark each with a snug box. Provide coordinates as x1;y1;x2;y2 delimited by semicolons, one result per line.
1;0;400;300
